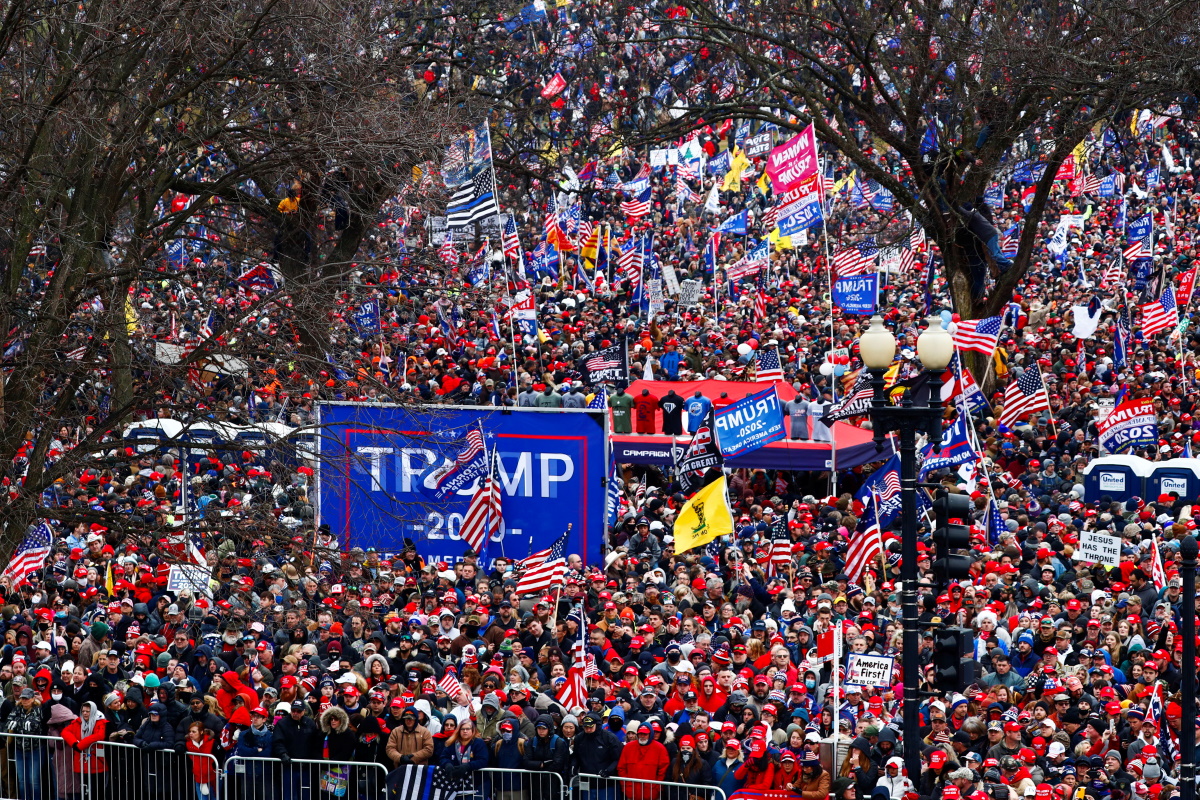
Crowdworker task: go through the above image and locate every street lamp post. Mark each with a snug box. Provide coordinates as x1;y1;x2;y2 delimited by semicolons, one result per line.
859;314;953;782
1181;534;1197;800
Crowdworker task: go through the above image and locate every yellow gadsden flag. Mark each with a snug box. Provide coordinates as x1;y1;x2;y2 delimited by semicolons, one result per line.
673;475;735;553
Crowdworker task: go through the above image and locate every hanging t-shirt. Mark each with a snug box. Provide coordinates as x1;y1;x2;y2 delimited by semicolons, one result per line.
684;395;712;433
610;392;634;434
659;393;685;435
633;393;659;434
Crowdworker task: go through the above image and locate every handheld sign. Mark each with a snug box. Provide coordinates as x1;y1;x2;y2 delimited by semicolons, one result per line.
713;387;786;458
845;653;895;688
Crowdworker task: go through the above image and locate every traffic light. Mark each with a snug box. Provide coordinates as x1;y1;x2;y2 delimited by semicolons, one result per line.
930;627;979;693
931;490;972;587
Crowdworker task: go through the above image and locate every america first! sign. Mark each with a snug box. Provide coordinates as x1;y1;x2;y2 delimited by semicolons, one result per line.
713;387;786;458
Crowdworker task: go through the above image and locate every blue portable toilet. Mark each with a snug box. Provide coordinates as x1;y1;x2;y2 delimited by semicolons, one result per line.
1146;458;1200;503
1082;455;1152;505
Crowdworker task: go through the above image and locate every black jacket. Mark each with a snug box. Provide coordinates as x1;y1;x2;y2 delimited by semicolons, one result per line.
573;727;623;775
273;714;319;760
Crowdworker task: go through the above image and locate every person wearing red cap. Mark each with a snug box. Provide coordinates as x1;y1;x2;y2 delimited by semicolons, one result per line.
735;737;776;790
233;705;276;793
617;721;670;799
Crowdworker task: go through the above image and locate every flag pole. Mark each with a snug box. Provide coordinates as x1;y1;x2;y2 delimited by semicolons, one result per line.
550;523;571;632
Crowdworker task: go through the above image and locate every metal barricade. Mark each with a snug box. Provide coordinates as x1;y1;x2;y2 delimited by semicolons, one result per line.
103;739;221;800
462;766;566;800
0;731;63;800
574;772;727;800
223;755;389;800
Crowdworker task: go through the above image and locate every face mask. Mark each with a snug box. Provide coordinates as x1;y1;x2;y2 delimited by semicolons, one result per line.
411;632;423;642
682;752;692;762
51;692;62;701
668;653;680;664
501;731;513;742
805;679;816;689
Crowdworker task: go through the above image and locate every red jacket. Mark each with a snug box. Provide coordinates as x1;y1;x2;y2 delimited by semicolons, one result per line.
187;734;218;784
735;758;776;790
617;739;670;800
216;671;259;719
62;717;107;774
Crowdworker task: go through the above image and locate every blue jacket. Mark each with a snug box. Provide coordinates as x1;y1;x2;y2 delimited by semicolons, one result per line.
440;737;489;773
235;725;274;759
713;756;744;796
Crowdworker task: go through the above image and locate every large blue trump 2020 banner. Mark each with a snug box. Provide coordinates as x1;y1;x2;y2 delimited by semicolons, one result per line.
317;404;607;568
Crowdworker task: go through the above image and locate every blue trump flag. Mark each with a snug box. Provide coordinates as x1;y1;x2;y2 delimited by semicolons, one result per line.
713;387;786;458
856;454;933;529
715;210;748;235
917;416;978;479
832;274;877;315
352;299;381;338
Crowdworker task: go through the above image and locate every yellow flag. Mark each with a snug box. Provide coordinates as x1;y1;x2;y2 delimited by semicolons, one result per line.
673;476;735;553
1130;111;1139;136
106;561;115;595
722;148;750;192
756;170;770;194
124;295;139;334
768;227;793;250
580;226;600;263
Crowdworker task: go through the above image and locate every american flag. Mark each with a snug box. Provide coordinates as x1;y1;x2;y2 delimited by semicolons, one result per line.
619;238;643;290
766;519;792;577
2;522;53;583
1000;225;1020;257
431;426;486;497
459;448;502;557
675;174;700;204
558;604;590;711
587;387;607;409
198;311;215;340
910;225;926;253
755;348;783;382
633;162;651;181
620;186;652;218
502;213;521;259
1123;240;1146;261
1149;536;1167;589
1079;175;1101;194
862;178;894;212
845;519;882;587
1140;287;1177;337
585;351;620;371
65;344;88;361
761;204;780;232
438;232;458;265
1146;682;1177;764
1102;259;1126;286
952;316;1003;356
998;367;1050;430
438;666;465;699
753;291;767;322
515;530;570;595
898;244;916;274
878;470;902;505
833;241;877;277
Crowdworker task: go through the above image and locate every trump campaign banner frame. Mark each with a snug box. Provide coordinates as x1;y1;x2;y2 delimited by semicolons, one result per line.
316;403;607;569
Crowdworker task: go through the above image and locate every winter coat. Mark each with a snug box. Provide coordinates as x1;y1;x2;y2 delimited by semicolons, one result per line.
713;757;745;796
523;730;569;773
318;706;356;761
272;713;319;760
617;739;671;800
187;734;219;784
800;766;833;800
385;723;434;766
439;736;490;776
574;726;624;775
175;708;227;752
734;757;776;790
47;704;81;798
4;704;44;746
215;671;259;719
134;705;177;750
62;713;108;774
235;723;274;759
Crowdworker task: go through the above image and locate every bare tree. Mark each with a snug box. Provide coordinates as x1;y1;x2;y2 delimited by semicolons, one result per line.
0;0;516;563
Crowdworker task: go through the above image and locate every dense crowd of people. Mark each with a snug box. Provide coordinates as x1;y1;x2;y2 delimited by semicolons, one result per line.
2;1;1200;800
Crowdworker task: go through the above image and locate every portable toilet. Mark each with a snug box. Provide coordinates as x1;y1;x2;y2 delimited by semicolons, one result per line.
1146;458;1200;503
1081;455;1152;504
